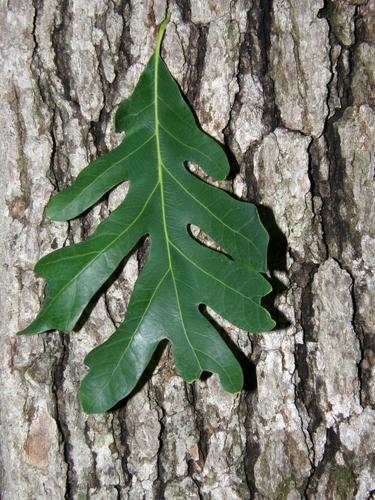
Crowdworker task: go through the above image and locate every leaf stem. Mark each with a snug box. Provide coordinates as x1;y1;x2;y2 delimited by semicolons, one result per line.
156;12;171;56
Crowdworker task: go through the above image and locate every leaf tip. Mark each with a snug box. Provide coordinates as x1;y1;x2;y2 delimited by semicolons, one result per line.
17;325;38;336
269;318;277;331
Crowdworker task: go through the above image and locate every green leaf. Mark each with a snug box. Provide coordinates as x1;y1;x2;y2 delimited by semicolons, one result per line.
19;15;275;413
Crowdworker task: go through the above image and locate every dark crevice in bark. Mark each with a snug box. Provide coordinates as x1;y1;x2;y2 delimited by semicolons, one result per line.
47;109;72;197
31;0;46;103
190;475;204;500
47;110;59;191
294;308;316;481
306;140;320;209
175;0;191;23
353;303;371;408
52;334;75;500
151;385;167;500
10;85;32;221
340;264;365;408
90;8;111;158
294;258;320;335
243;393;260;498
184;24;209;107
191;385;210;467
112;0;134;92
320;1;358;109
90;108;109;155
83;420;101;494
306;139;330;259
147;2;156;29
294;264;322;493
291;362;315;498
114;484;122;500
109;412;128;495
257;0;281;134
181;383;204;495
51;0;80;110
51;109;75;191
116;407;133;486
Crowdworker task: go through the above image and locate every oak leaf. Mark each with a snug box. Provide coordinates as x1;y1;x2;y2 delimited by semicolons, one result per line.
19;16;275;413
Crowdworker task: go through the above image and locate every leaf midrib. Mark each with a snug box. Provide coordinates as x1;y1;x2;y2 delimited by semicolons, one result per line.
154;48;203;373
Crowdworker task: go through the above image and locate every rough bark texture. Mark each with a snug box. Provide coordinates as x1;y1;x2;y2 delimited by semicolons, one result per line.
1;0;375;498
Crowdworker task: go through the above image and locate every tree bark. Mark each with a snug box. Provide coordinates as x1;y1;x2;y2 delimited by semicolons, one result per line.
1;0;374;498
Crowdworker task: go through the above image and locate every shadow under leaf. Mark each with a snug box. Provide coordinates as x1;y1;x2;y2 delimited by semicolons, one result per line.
198;304;258;392
257;205;290;330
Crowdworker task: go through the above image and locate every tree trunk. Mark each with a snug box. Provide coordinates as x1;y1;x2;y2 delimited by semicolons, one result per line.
1;0;374;498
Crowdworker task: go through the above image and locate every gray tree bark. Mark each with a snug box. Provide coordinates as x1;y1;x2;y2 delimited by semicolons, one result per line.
1;0;374;498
